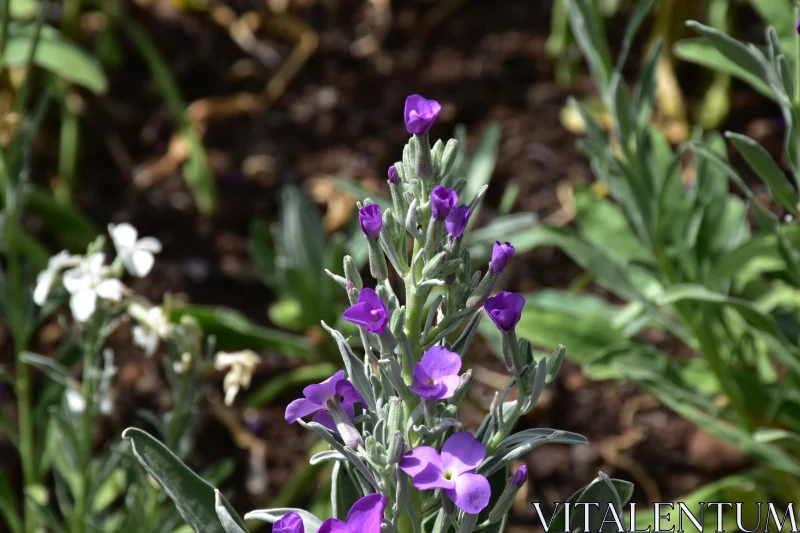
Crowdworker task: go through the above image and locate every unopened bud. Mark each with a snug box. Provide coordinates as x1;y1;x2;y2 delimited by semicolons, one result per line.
450;369;473;405
487;466;527;523
547;344;566;383
440;139;459;179
344;255;362;290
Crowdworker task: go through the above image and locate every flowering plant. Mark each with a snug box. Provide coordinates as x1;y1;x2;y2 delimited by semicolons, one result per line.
120;95;631;533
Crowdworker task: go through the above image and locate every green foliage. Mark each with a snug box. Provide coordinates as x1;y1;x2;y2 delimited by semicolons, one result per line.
122;428;246;533
529;0;800;505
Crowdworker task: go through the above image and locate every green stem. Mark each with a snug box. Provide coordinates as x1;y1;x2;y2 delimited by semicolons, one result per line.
5;177;37;533
73;330;97;533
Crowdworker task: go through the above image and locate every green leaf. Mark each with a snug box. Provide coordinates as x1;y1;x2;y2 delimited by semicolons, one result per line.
564;0;613;96
243;362;338;408
725;132;798;215
547;474;633;533
463;123;501;204
749;0;797;61
171;306;315;360
248;218;277;291
26;186;99;251
122;428;246;533
573;473;628;533
614;0;654;72
684;21;771;98
215;491;247;533
0;471;23;533
675;38;773;98
19;351;71;387
331;462;362;520
4;23;108;94
244;508;323;530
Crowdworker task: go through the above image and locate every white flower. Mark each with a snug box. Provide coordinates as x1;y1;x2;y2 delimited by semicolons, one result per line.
62;253;124;322
109;223;162;277
65;387;86;414
129;302;171;356
33;250;82;306
214;350;261;405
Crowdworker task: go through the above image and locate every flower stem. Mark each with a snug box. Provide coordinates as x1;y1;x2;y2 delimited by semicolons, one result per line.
5;182;38;533
73;328;97;533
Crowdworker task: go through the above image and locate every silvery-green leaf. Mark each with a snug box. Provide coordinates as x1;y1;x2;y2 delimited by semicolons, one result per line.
309;450;346;465
479;430;588;476
215;491;246;533
121;428;246;533
243;508;322;530
321;321;377;412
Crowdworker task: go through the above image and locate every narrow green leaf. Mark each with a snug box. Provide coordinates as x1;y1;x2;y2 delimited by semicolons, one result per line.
463;123;501;203
122;428;246;533
4;23;108;94
215;491;246;533
26;186;99;251
725;132;798;215
171;306;315;359
0;471;23;533
243;363;338;408
674;38;773;98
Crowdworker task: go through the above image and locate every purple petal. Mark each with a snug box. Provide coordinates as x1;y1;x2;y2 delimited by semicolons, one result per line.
408;382;444;399
404;95;441;135
303;370;345;405
285;398;322;424
343;302;376;329
317;518;350;533
345;493;387;532
312;410;337;432
399;446;441;478
441;432;485;476
489;242;515;274
445;206;471;239
413;462;455;491
359;204;383;239
273;512;304;533
483;292;525;332
512;465;528;488
446;472;491;514
412;362;433;386
358;288;384;310
430;186;458;220
420;346;461;380
335;380;363;404
434;375;461;399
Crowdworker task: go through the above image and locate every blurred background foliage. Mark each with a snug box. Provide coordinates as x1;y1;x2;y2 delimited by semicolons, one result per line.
3;0;800;531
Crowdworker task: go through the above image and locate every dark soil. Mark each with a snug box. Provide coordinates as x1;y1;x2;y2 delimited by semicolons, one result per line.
1;0;764;530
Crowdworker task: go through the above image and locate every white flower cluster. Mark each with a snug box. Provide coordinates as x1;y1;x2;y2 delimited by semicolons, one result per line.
34;223;166;347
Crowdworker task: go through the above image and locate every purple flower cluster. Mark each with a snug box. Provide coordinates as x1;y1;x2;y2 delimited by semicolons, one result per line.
400;432;490;514
280;94;534;530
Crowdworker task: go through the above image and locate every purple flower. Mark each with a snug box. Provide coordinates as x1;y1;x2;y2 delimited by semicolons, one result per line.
285;370;363;432
359;204;383;239
318;493;387;533
484;291;524;333
274;512;304;533
512;465;528;488
343;288;388;334
489;241;515;274
445;205;470;239
404;95;441;135
431;186;458;220
388;165;399;185
409;346;462;400
399;432;490;514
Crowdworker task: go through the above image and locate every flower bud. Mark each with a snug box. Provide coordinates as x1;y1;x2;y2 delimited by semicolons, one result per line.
388;164;400;185
512;465;528;488
386;431;405;464
489;241;515;274
450;369;473;405
343;255;362;290
327;399;363;449
440;138;459;179
487;466;527;523
359;204;383;239
501;330;524;376
367;238;389;282
422;252;446;280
